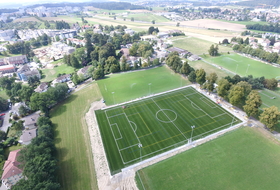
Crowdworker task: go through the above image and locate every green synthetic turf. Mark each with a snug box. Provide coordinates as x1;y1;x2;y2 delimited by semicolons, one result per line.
136;127;280;190
204;53;280;79
95;86;242;174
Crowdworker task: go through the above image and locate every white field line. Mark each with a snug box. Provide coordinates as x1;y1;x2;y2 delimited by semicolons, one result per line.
105;110;126;164
111;123;123;140
200;97;218;108
151;98;188;140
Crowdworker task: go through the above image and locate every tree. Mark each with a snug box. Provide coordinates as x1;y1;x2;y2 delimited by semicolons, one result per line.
19;105;29;116
70;55;80;68
259;106;280;129
222;39;229;44
0;131;6;141
264;78;278;90
93;68;104;80
180;61;192;75
195;69;206;86
208;44;219;56
203;72;218;92
243;90;262;117
236;81;252;97
188;71;196;83
176;22;180;27
152;20;155;24
0;97;8;112
228;85;244;107
12;120;24;131
131;17;134;22
166;52;182;72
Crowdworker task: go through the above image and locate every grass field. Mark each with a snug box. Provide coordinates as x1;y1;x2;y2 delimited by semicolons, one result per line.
51;82;101;190
123;13;170;22
171;37;232;55
97;66;190;105
188;60;234;78
0;89;8;99
136;127;280;190
205;53;280;79
259;89;280;111
41;64;75;82
95;86;242;174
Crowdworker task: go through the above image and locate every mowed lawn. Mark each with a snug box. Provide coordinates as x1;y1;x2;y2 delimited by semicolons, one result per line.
205;53;280;78
124;13;170;22
188;60;234;78
41;63;75;82
51;83;101;190
136;127;280;190
171;36;232;55
97;66;190;105
259;89;280;111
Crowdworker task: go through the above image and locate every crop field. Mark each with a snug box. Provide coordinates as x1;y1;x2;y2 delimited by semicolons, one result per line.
95;86;242;174
205;53;280;78
171;37;232;55
259;89;280;111
136;127;280;190
97;66;190;105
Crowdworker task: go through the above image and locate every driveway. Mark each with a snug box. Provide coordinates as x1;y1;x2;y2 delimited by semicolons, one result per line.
0;109;11;133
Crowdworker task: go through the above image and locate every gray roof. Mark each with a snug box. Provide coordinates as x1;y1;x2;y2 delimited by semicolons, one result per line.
19;128;37;144
17;65;30;73
23;113;40;126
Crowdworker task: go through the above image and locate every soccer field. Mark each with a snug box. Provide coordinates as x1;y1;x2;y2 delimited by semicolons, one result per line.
95;86;242;174
205;53;280;79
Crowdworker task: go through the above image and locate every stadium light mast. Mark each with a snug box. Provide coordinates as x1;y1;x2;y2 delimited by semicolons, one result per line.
190;125;195;143
112;92;115;105
148;83;152;95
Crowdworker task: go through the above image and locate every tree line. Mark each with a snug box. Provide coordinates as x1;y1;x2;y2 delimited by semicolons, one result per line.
12;116;60;190
246;23;280;34
231;37;280;64
29;2;144;10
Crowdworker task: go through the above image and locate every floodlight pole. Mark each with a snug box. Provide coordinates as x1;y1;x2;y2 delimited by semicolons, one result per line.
246;64;250;74
112;92;115;105
148;83;152;95
190;125;195;143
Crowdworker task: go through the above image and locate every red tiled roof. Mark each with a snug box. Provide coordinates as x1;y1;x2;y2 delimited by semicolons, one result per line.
1;149;22;180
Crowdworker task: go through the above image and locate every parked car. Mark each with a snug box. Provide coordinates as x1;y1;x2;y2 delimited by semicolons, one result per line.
0;113;5;117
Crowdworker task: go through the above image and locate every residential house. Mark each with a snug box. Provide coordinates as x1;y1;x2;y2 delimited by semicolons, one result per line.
34;82;48;93
0;65;16;74
124;28;135;35
0;58;5;65
18;128;37;145
52;74;71;86
260;39;271;47
157;32;169;38
77;65;93;79
188;54;201;61
168;47;190;57
93;28;102;34
1;149;23;189
23;113;40;129
5;55;28;65
17;65;41;81
120;48;130;58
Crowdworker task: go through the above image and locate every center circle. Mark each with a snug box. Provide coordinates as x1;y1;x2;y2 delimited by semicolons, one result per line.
156;109;177;123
